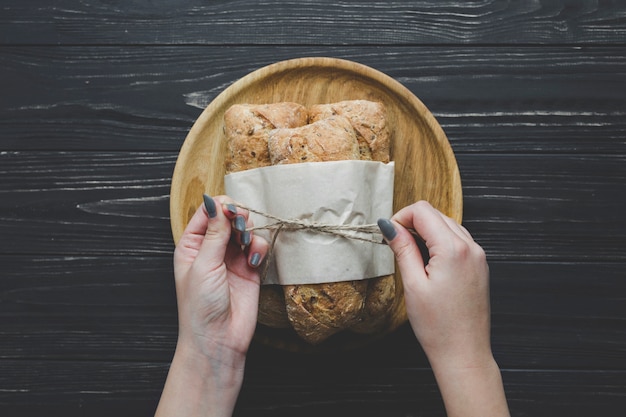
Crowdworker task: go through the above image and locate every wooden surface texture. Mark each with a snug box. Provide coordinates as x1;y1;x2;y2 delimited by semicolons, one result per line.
1;1;625;416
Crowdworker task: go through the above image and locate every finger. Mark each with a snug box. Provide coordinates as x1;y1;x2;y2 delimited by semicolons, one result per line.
195;194;232;271
223;201;239;218
230;213;253;247
213;196;253;246
174;203;210;271
247;233;269;269
378;218;426;282
223;219;270;281
392;200;458;254
216;196;250;221
237;230;252;247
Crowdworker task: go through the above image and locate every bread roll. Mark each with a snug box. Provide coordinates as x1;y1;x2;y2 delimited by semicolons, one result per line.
287;281;368;328
307;101;395;336
266;115;368;343
309;100;390;163
283;286;340;344
224;102;307;329
350;274;396;334
268;116;360;165
223;100;395;344
257;286;291;328
224;102;308;173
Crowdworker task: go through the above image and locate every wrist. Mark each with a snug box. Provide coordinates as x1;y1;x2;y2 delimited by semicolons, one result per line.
155;341;246;417
178;329;247;362
429;354;510;417
174;338;247;389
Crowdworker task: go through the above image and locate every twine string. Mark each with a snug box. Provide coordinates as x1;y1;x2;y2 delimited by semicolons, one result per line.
231;203;387;283
233;203;386;244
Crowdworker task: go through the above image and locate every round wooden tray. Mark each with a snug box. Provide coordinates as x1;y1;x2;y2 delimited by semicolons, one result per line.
170;57;462;352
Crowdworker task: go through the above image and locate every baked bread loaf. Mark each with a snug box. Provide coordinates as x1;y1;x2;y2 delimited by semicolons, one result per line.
350;274;396;334
223;102;307;329
267;115;368;343
306;101;396;337
257;285;291;328
223;100;395;344
224;102;308;172
309;100;391;163
284;281;368;344
268;116;360;165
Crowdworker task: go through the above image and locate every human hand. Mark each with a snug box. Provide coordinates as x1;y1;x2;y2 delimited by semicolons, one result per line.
173;194;269;364
156;195;268;417
378;200;490;367
378;201;508;417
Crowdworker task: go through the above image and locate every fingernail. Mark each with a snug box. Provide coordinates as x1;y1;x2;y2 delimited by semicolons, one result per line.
250;252;262;267
226;203;237;215
234;215;246;232
241;231;251;246
377;218;397;241
203;194;217;218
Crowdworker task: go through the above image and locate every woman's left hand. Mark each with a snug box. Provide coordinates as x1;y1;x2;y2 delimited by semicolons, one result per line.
155;195;268;417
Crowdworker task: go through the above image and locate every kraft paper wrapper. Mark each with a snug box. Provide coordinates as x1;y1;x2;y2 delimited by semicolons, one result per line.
224;160;395;285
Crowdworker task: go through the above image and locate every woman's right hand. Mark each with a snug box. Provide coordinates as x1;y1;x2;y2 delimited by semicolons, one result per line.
379;200;491;368
378;200;509;417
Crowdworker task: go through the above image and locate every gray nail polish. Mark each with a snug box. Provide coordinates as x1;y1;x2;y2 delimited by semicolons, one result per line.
234;215;246;232
377;218;397;241
241;231;251;246
226;203;237;215
250;252;262;267
203;194;217;218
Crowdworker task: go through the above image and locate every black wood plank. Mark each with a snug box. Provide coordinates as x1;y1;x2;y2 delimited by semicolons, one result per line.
1;152;624;260
0;151;175;255
1;255;624;369
1;2;624;416
488;261;626;370
0;255;178;362
2;46;625;153
1;0;626;46
238;368;626;417
0;360;167;417
0;359;624;417
460;153;626;261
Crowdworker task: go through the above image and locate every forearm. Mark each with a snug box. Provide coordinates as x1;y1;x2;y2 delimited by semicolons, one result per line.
155;343;246;417
431;355;510;417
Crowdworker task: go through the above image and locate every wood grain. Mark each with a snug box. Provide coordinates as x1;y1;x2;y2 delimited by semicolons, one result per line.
1;256;624;370
1;152;623;261
460;153;626;261
1;0;625;414
169;56;462;350
0;151;175;255
170;57;462;236
1;0;626;45
1;46;625;153
0;359;624;417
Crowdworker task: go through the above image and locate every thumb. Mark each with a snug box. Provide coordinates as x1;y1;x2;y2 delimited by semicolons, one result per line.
196;194;232;272
378;218;427;282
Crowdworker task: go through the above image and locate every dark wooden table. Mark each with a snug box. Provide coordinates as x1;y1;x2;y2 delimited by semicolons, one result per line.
1;1;625;416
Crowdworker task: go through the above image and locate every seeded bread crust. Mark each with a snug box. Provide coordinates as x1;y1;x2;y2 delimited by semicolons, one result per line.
224;102;308;173
223;102;307;329
223;100;395;344
309;100;390;163
268;116;360;165
266;115;368;343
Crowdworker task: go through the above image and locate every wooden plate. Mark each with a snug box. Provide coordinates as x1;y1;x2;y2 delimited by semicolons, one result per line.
170;57;462;352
